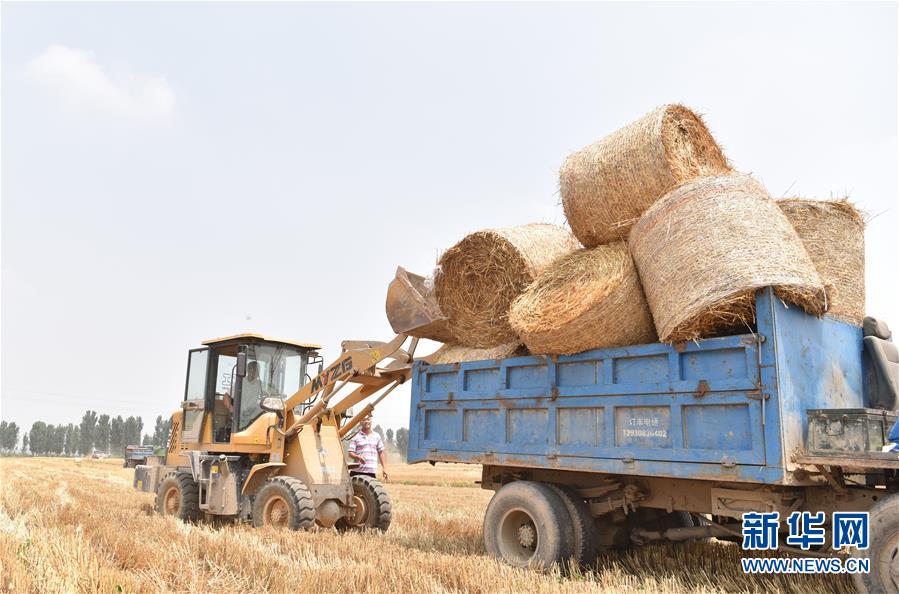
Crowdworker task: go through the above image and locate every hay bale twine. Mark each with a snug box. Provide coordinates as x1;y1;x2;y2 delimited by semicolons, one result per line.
778;199;865;325
435;224;580;347
629;173;827;342
426;341;528;365
561;104;731;247
509;243;657;355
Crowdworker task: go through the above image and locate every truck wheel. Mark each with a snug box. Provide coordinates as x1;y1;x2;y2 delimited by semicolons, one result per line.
853;494;899;594
155;471;200;522
483;481;574;570
252;476;315;530
546;484;597;566
337;475;392;531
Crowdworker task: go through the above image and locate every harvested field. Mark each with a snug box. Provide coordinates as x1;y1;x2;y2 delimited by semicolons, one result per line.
0;457;854;593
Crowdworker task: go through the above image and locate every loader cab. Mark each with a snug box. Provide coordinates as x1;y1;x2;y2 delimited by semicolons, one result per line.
181;333;320;446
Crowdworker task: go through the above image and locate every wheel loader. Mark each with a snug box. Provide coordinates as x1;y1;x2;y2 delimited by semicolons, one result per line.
133;268;443;531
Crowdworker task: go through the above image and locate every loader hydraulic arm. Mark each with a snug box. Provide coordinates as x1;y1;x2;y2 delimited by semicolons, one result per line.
281;334;417;435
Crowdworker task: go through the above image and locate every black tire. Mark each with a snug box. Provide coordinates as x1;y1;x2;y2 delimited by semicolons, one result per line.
546;484;597;566
483;481;575;570
252;476;315;530
853;494;899;594
155;471;200;522
337;475;392;531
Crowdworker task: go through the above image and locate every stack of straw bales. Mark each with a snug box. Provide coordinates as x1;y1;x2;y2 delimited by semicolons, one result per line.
509;243;656;355
426;341;528;365
434;224;580;348
628;174;827;341
560;104;731;247
397;103;865;363
777;199;865;325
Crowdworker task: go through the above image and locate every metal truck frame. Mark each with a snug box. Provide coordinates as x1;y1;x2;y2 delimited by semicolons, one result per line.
408;289;898;592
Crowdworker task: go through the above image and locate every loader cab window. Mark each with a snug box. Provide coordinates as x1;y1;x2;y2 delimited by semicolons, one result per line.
235;344;307;431
182;349;209;443
206;342;309;440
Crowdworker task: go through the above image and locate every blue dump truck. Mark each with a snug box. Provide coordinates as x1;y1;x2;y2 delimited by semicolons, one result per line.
408;289;899;592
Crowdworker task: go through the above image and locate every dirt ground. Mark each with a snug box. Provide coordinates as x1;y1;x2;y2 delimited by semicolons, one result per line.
0;457;854;593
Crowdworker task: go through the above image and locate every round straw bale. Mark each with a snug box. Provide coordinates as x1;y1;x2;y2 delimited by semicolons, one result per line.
561;104;731;247
509;243;657;355
426;341;528;365
435;224;580;348
629;173;827;342
778;199;865;325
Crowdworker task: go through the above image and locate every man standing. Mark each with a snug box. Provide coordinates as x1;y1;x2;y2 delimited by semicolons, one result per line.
348;415;388;481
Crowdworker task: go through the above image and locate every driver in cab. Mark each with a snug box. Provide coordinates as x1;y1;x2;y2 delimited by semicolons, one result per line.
224;360;267;426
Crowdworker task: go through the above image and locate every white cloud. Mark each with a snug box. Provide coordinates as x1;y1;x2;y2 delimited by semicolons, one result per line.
26;45;175;125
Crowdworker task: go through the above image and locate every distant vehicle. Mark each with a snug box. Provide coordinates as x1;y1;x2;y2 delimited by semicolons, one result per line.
123;445;155;468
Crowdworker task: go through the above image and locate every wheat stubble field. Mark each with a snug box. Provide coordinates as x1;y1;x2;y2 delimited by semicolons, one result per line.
0;457;853;594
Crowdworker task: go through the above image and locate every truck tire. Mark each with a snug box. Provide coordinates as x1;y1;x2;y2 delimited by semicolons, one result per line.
337;475;392;531
546;484;597;566
483;481;575;570
155;471;200;522
252;476;315;530
853;494;899;594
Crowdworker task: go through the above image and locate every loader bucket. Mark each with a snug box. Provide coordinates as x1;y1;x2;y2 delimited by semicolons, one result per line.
385;267;454;343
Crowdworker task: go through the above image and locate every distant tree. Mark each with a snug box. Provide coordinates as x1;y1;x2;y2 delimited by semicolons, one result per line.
395;427;409;458
72;427;81;455
123;416;144;446
386;428;394;448
64;424;76;456
49;425;67;455
141;434;152;446
373;424;385;442
0;421;19;451
22;433;29;454
28;422;49;455
152;415;172;446
78;410;98;455
110;416;124;454
95;414;111;453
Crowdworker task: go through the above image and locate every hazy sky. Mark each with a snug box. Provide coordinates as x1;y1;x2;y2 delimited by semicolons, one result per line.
2;2;897;440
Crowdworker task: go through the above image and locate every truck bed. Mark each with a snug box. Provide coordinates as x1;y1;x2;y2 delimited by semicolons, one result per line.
408;289;864;485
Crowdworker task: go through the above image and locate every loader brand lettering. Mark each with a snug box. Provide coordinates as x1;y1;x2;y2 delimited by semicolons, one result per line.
311;356;354;392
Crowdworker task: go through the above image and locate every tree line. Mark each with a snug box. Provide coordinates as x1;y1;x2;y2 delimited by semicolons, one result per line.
375;425;410;457
0;412;172;456
3;415;411;458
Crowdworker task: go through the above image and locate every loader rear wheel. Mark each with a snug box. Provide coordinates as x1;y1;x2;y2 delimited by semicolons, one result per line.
483;481;574;570
155;471;200;522
546;484;597;566
337;475;392;531
252;476;315;530
853;493;899;594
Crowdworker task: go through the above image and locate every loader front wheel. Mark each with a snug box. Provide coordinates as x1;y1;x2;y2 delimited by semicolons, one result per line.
155;471;200;522
337;475;392;531
252;476;315;530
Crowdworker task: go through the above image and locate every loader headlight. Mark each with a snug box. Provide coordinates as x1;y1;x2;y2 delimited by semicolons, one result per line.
261;397;285;413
